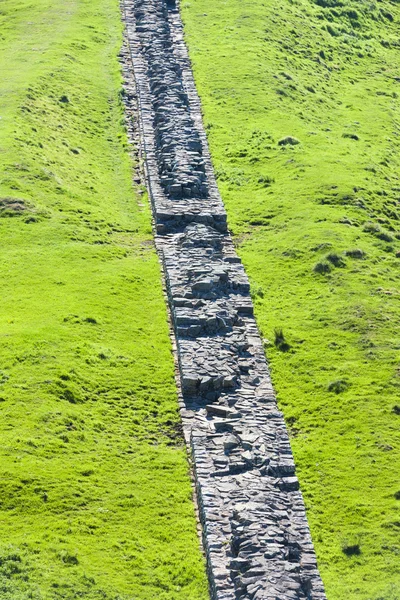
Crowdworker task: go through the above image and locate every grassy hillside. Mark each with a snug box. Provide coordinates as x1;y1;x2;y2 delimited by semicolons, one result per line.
181;0;400;598
0;1;208;598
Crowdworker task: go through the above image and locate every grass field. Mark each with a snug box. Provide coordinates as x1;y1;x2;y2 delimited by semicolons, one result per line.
181;0;400;598
0;1;208;598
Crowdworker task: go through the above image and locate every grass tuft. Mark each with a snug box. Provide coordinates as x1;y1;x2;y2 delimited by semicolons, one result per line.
274;328;291;352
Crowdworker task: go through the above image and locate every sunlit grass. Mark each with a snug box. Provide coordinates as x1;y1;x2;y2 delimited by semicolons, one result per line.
0;0;208;598
182;0;400;598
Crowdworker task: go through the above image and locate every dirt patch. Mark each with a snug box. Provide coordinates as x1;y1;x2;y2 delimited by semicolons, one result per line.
0;197;47;223
0;197;30;217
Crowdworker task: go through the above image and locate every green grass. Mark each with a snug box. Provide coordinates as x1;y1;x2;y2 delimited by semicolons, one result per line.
181;0;400;598
0;0;208;598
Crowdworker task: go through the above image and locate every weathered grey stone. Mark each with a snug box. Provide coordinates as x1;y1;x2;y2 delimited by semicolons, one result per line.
224;434;240;451
120;0;326;598
206;405;241;419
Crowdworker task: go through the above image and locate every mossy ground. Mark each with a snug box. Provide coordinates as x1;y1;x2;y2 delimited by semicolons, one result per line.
181;0;400;598
0;0;208;598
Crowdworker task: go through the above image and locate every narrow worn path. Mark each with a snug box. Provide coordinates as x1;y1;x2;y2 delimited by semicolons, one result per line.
120;1;327;598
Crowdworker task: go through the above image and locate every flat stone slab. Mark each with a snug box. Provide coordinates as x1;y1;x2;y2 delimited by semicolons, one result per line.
120;0;327;598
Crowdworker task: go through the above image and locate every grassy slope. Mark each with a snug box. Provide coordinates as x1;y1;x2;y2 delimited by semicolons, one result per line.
0;1;208;598
181;0;400;598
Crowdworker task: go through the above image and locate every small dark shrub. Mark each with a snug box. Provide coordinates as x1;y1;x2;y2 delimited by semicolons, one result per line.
381;10;394;22
84;317;97;324
0;552;22;564
345;249;365;259
314;261;331;274
342;133;359;140
81;469;94;477
345;9;358;20
0;371;9;385
315;0;338;7
342;544;361;556
62;388;77;404
57;381;83;404
59;95;69;103
0;553;22;577
327;253;346;268
394;491;400;500
60;551;79;565
392;405;400;415
376;231;394;242
278;136;300;147
328;379;350;394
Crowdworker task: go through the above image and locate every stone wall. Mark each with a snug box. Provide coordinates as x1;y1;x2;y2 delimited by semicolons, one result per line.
120;1;327;598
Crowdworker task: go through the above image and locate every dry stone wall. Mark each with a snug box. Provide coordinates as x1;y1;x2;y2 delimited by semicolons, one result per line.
120;1;327;598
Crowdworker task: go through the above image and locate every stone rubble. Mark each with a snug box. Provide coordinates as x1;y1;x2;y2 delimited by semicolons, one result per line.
120;0;327;598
